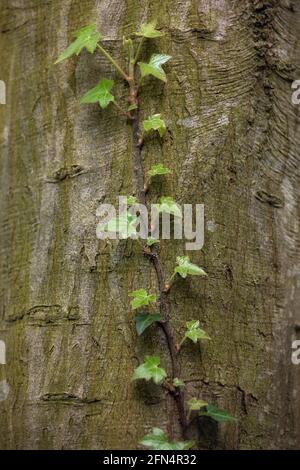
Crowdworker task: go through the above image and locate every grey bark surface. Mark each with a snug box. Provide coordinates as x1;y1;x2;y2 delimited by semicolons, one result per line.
0;0;300;449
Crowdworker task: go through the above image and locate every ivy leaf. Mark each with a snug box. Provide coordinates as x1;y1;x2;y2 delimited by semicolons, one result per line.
146;237;160;247
103;212;137;238
55;24;101;64
148;164;171;177
132;356;167;384
126;195;138;205
80;79;114;109
173;378;185;388
128;289;157;310
135;312;162;336
139;54;171;82
123;37;133;49
188;397;208;411
174;256;207;278
140;428;193;450
157;196;182;218
200;404;237;423
135;21;164;38
185;320;211;343
143;114;166;137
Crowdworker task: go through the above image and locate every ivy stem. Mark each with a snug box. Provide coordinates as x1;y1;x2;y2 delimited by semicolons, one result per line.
176;336;186;352
134;37;144;64
97;44;130;82
127;58;189;440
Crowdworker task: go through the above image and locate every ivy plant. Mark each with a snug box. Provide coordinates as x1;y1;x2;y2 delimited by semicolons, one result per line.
129;289;156;310
139;54;172;82
146;236;160;247
176;320;211;352
135;21;164;39
135;312;162;336
80;79;115;109
56;20;237;450
173;378;185;388
174;255;207;278
132;355;167;384
126;195;138;206
156;196;182;217
143;114;166;137
187;397;208;411
140;428;193;450
148;163;171;177
103;212;137;239
199;404;237;423
55;24;101;63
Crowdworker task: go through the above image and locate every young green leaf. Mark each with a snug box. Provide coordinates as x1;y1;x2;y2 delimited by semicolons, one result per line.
135;312;162;336
174;256;207;278
143;114;166;137
123;37;133;49
173;378;185;388
138;54;171;82
200;404;237;423
135;21;164;38
188;397;208;411
128;289;157;310
140;428;193;450
148;164;171;177
184;320;211;343
103;212;137;238
126;195;138;206
80;79;114;109
146;237;160;247
132;356;167;384
156;197;182;218
55;24;101;64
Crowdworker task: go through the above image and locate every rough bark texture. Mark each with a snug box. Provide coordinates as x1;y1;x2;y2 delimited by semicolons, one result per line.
0;0;300;450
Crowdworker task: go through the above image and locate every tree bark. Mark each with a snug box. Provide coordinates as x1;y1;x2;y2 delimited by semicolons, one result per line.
0;0;300;450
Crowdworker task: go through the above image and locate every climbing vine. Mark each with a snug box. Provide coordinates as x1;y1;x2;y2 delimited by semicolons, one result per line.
56;20;236;450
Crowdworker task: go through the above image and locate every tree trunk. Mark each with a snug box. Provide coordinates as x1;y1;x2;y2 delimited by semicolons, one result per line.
0;0;300;450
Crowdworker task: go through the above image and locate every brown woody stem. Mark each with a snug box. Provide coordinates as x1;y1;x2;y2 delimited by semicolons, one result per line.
128;68;188;439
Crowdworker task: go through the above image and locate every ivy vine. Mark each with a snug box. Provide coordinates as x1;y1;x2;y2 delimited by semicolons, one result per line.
56;20;237;450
